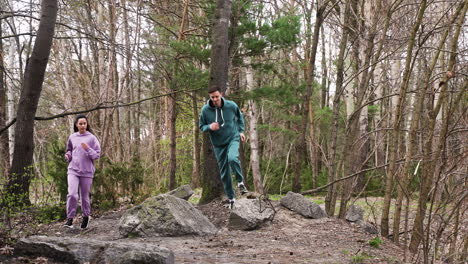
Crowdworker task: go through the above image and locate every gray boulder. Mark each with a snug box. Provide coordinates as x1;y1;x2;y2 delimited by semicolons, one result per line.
167;184;194;200
345;205;364;222
119;194;217;238
228;199;275;230
280;192;327;219
356;220;379;234
15;236;174;264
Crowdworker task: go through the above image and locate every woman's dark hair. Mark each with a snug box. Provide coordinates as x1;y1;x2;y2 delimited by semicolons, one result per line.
73;114;93;133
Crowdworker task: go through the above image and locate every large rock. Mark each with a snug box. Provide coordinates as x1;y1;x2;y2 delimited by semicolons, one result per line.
119;194;217;238
356;220;379;234
15;236;174;264
280;192;327;219
167;184;194;200
345;205;364;222
228;199;275;230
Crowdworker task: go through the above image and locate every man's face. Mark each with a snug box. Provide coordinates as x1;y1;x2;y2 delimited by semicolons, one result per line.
209;91;223;107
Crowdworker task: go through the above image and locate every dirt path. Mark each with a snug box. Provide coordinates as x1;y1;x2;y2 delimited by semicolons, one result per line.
26;199;406;264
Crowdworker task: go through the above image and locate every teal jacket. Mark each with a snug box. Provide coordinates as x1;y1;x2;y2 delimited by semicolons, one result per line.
199;97;245;147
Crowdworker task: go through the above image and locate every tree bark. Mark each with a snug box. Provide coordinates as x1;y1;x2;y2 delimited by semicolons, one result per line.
245;57;264;195
191;90;201;188
6;0;58;206
0;19;10;177
392;1;465;244
381;0;427;238
409;2;467;251
295;0;333;193
325;0;350;217
338;0;360;219
200;0;232;203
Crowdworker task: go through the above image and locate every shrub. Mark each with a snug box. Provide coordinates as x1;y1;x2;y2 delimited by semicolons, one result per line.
368;237;383;248
93;156;146;209
351;252;372;263
36;203;66;224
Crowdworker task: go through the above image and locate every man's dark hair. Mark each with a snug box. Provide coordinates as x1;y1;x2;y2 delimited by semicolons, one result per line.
208;87;222;93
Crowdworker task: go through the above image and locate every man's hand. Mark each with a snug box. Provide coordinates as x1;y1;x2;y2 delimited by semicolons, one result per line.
240;133;246;142
210;122;220;131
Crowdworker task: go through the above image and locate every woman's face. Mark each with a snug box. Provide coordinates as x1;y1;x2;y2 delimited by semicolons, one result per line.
76;118;88;134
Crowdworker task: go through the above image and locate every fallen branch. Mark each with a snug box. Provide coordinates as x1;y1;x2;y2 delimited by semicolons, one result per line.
300;162;404;195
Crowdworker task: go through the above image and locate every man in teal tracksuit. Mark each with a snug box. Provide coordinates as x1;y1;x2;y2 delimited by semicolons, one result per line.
199;88;248;208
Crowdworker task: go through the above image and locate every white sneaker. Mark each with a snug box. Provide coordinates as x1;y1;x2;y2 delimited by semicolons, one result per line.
238;182;248;194
222;198;235;209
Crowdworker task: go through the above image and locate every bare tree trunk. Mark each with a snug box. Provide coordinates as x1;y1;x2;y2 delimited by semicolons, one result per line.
409;3;467;251
168;87;177;190
338;0;360;219
7;35;15;163
97;2;110;165
320;25;328;110
121;0;134;161
381;0;427;238
462;227;468;263
296;0;333;193
191;90;201;188
245;57;264;194
134;1;143;157
6;0;58;206
108;0;122;162
0;21;10;177
200;0;232;204
393;2;465;244
325;0;350;217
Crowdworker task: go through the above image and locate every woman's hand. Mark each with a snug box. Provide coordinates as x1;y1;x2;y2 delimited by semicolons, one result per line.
81;143;89;150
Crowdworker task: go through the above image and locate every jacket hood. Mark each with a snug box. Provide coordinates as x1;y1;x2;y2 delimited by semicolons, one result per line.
207;97;225;108
76;131;92;136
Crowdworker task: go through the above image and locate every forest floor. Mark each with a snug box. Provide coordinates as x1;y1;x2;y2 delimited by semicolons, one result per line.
1;198;415;264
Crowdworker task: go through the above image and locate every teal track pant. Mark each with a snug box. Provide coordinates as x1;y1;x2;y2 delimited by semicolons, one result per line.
213;136;244;200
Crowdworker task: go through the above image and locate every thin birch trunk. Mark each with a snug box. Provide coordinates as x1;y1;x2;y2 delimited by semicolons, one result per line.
0;22;9;177
7;41;15;163
381;0;428;238
326;0;350;217
392;2;465;244
409;2;467;251
296;0;333;193
245;57;264;194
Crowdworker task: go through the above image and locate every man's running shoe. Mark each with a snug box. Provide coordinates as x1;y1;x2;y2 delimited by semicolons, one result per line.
222;198;235;209
238;182;248;194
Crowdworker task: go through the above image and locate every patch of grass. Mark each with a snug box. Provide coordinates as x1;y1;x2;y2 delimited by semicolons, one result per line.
341;249;350;255
268;194;284;201
383;256;400;263
351;252;372;264
188;188;202;204
311;198;325;204
368;237;383;248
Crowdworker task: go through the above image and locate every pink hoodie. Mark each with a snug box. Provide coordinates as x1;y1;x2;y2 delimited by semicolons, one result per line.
65;131;101;177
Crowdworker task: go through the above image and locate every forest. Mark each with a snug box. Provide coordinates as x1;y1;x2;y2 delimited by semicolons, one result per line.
0;0;466;263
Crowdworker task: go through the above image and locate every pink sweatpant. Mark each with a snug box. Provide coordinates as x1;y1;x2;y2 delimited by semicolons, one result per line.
66;174;93;219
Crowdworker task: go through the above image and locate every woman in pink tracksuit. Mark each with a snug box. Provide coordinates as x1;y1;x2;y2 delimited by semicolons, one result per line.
63;114;101;229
